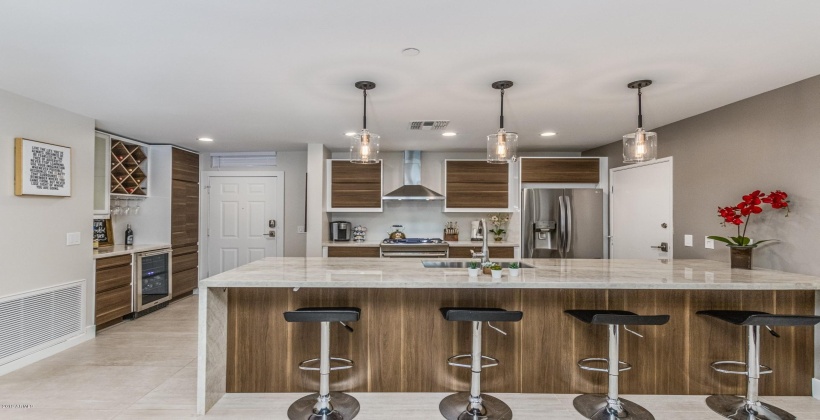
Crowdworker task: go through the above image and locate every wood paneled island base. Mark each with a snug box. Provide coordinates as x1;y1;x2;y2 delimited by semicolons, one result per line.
225;288;814;396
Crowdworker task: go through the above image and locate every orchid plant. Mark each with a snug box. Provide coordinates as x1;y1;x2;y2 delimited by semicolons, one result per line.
708;190;789;247
487;213;511;238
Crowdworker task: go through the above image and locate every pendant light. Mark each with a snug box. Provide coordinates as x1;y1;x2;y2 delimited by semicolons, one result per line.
487;80;518;163
350;81;379;164
623;80;657;163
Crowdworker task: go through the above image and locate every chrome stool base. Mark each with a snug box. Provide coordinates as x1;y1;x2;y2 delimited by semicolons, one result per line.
706;395;794;420
573;394;654;420
439;392;513;420
287;392;360;420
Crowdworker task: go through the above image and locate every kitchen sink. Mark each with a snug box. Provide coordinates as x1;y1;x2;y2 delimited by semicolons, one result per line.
421;261;534;269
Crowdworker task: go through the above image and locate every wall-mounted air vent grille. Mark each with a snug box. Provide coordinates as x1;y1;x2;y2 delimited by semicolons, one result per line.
409;120;450;130
0;281;84;366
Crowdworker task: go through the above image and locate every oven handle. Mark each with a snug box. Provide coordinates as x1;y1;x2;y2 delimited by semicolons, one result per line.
381;251;449;258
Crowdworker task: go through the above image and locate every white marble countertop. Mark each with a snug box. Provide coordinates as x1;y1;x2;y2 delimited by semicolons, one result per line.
93;243;171;259
199;257;820;290
322;240;519;247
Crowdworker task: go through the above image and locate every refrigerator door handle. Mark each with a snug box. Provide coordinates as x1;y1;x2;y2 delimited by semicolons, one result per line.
558;195;566;258
565;195;572;255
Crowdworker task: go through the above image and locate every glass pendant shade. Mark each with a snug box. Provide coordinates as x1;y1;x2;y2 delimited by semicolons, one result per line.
622;128;657;163
350;129;379;164
487;129;517;163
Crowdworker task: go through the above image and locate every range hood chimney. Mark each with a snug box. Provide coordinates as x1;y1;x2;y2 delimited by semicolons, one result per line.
382;151;445;201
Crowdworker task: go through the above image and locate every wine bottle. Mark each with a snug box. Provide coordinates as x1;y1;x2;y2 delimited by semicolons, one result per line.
125;224;134;245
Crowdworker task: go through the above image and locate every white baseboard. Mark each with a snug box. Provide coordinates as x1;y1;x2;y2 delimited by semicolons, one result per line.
813;377;820;399
0;325;95;376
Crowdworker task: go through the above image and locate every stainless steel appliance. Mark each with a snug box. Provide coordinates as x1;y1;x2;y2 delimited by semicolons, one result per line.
380;238;449;258
134;249;172;313
521;188;605;258
470;220;483;242
330;221;352;241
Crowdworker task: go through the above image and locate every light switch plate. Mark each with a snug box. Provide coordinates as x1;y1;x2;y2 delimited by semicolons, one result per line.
66;232;81;246
705;237;715;249
684;234;693;247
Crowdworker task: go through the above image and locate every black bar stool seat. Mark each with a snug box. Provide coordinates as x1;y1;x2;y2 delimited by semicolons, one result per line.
283;307;361;420
565;309;669;420
697;310;820;420
439;307;523;420
284;307;361;323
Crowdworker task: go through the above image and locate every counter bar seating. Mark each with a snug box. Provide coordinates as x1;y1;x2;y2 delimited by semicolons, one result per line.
283;307;361;420
697;310;820;420
439;307;524;420
565;310;670;420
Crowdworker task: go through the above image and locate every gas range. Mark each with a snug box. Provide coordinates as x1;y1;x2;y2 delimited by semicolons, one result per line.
380;238;449;258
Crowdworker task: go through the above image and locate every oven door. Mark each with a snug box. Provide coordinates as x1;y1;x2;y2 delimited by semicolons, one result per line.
134;249;173;312
380;244;449;258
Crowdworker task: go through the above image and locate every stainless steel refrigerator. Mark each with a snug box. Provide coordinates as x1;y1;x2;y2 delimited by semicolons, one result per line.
521;188;605;259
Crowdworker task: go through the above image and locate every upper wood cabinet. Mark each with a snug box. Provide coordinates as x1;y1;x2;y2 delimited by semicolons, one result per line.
171;148;200;298
520;158;600;183
445;160;509;211
326;160;383;212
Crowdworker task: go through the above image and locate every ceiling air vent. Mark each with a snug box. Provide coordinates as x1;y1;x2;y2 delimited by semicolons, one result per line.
409;120;450;130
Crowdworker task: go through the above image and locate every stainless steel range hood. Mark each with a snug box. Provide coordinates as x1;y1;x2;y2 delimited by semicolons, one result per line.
382;151;445;201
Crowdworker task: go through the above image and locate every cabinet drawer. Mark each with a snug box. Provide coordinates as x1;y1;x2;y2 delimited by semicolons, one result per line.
173;251;199;273
173;245;198;256
520;158;600;183
95;285;132;325
96;264;132;293
449;246;515;259
327;247;381;258
172;267;198;298
96;254;132;270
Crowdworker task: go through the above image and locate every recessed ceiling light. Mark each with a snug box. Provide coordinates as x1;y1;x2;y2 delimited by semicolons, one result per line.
540;132;557;137
442;132;457;137
345;132;357;137
198;137;214;142
401;48;420;57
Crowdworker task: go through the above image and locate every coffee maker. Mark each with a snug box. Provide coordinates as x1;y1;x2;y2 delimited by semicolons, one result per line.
330;221;352;241
470;220;483;242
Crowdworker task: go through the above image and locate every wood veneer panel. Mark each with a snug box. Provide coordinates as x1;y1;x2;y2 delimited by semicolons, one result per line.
446;161;509;209
172;267;198;298
327;246;380;258
172;252;198;273
95;264;132;293
448;247;514;259
367;289;403;391
570;289;609;394
95;254;132;270
94;285;132;325
771;291;815;396
689;290;746;395
520;289;575;393
402;289;456;391
172;180;199;247
331;161;381;208
520;158;600;183
171;148;199;182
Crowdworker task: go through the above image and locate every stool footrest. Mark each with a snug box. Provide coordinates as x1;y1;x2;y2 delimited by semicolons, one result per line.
577;357;632;373
710;360;772;375
447;354;499;369
298;357;354;371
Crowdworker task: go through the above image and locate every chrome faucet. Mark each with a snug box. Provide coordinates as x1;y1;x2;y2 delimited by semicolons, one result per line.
470;218;490;265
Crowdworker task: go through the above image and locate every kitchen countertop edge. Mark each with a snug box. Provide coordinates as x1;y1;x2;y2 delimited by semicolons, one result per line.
93;243;172;259
323;240;519;247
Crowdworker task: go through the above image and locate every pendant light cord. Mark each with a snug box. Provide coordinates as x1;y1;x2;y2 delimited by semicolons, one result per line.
499;88;505;129
637;87;643;129
362;88;367;130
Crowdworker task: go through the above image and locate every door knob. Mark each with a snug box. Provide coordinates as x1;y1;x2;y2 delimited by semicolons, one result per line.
651;242;669;252
268;231;276;238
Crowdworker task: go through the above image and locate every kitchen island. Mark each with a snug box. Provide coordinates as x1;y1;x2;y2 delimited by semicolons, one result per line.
197;258;820;414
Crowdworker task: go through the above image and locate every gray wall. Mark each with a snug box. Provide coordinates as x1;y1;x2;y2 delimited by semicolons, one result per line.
0;88;96;326
199;151;308;259
584;75;820;277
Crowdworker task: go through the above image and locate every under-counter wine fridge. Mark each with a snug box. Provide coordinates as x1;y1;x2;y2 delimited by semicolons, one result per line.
134;249;172;313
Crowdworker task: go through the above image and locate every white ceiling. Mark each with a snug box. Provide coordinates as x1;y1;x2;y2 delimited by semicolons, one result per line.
2;1;820;153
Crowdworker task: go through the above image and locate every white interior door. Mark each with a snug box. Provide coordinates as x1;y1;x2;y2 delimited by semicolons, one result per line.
207;174;282;276
610;157;673;259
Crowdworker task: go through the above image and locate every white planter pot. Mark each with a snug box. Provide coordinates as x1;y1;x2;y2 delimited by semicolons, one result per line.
467;268;480;277
491;270;502;279
509;268;520;277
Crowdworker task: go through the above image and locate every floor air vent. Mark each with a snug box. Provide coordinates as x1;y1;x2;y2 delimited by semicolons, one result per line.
409;120;450;130
0;281;84;366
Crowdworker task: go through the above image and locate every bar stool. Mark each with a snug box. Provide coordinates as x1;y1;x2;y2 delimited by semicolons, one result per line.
283;307;361;420
697;310;820;420
565;309;670;420
439;307;524;420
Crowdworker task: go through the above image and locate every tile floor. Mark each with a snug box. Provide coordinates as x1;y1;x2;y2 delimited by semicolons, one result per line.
1;295;818;419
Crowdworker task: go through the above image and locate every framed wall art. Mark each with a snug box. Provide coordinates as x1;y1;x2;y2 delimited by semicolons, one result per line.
14;137;72;196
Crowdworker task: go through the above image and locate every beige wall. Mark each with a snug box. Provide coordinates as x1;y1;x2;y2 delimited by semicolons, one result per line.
199;151;307;259
0;88;96;324
584;75;820;277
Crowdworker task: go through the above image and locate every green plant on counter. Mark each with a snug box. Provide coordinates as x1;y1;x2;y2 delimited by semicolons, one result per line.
490;263;502;271
468;261;479;269
509;262;519;269
482;261;494;268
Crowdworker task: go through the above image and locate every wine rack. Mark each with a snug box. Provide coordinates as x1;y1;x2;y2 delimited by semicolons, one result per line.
110;140;148;196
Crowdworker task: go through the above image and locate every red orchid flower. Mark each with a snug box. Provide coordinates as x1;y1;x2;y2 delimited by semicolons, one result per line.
711;189;790;247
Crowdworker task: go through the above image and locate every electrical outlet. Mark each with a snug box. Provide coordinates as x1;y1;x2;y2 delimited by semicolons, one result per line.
297;226;306;234
66;232;81;246
684;234;693;247
705;237;715;249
